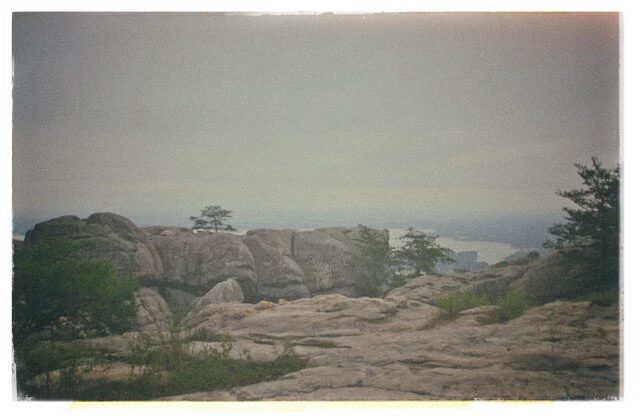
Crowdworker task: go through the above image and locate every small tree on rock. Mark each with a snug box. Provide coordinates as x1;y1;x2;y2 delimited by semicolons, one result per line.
190;205;237;232
395;228;454;277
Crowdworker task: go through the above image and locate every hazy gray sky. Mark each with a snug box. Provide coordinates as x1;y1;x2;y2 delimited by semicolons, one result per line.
12;12;619;235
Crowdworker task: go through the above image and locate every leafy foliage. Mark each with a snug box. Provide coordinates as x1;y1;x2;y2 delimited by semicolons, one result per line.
544;157;620;292
395;228;455;276
353;226;455;297
12;239;139;346
352;225;400;297
190;205;236;232
478;291;531;325
436;290;489;320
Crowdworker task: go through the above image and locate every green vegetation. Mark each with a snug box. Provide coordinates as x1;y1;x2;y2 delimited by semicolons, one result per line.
352;225;400;297
353;226;454;297
477;291;532;325
190;205;236;232
18;329;307;400
432;288;532;325
395;228;454;277
544;157;620;294
582;289;619;307
12;239;139;347
436;290;490;320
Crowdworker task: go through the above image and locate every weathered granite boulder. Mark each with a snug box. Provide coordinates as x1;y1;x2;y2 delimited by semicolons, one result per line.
23;213;163;280
509;251;585;304
142;227;257;300
291;230;357;296
195;278;244;307
180;278;244;325
161;288;197;321
385;264;528;306
134;288;173;332
243;230;310;301
315;227;389;252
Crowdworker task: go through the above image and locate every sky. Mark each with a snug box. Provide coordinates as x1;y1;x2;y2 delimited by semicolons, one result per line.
11;12;619;245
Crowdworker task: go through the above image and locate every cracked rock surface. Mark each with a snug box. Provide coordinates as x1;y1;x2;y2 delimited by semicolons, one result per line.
166;293;619;400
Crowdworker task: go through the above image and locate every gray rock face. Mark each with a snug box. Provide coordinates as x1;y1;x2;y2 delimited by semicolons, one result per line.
134;288;173;332
385;265;528;306
181;279;244;324
24;213;163;280
196;278;244;306
161;288;196;321
509;251;585;304
22;215;393;311
292;230;357;296
243;230;310;301
142;227;257;300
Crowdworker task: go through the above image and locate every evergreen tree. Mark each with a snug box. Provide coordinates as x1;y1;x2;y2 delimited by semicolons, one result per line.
395;228;454;276
544;157;620;291
190;205;236;232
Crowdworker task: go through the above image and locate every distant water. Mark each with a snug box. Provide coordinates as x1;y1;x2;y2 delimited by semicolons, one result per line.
387;228;523;265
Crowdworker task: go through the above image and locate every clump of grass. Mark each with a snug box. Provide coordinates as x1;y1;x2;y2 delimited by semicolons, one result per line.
436;289;490;320
582;289;619;306
478;291;531;324
18;328;307;400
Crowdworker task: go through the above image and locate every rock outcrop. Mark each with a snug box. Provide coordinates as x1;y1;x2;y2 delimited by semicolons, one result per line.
242;230;310;301
142;226;258;301
38;246;618;400
172;294;618;400
23;213;163;280
290;228;388;297
509;251;585;304
134;288;173;332
182;279;245;324
21;213;393;313
385;263;529;305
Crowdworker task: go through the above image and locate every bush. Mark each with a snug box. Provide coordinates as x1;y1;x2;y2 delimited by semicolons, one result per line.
353;225;399;297
21;328;308;400
479;291;531;324
13;239;140;346
583;289;619;306
436;290;490;320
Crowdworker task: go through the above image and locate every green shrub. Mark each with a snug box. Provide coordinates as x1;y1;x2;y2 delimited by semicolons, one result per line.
479;291;531;324
436;289;489;320
13;239;139;346
583;289;619;306
21;327;308;400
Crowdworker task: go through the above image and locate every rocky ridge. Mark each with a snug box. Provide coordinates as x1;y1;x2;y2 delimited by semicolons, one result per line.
20;213;619;400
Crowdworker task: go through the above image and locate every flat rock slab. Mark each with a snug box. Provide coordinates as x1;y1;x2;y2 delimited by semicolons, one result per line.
165;298;619;400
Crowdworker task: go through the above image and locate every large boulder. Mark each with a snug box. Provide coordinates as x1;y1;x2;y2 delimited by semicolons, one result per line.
315;227;389;252
243;230;310;301
181;279;244;324
385;264;528;306
134;288;173;332
509;251;585;304
23;213;163;280
142;227;257;300
291;230;355;295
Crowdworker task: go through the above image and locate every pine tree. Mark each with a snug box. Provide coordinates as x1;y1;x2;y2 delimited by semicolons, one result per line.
544;157;620;291
190;205;236;232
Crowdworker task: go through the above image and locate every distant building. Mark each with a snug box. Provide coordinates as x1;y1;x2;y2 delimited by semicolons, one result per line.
436;251;489;274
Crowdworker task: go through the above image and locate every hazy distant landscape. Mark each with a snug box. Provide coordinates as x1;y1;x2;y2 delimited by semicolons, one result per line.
11;12;620;401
